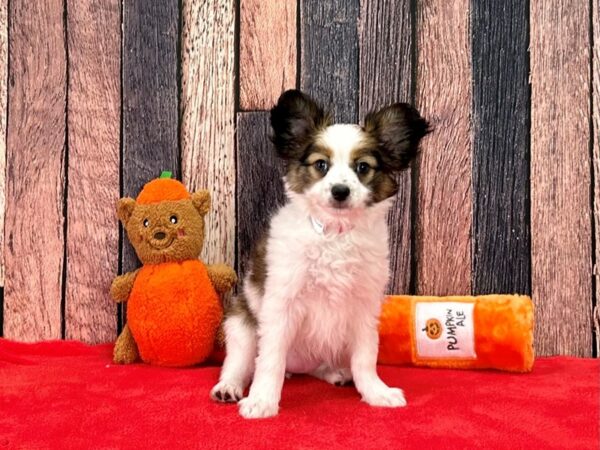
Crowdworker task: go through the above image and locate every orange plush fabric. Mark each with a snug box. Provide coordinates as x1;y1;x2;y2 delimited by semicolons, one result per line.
378;295;534;372
136;177;190;204
127;260;221;367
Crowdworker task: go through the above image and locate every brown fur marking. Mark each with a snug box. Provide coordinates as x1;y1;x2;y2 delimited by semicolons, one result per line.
226;292;258;327
350;145;399;203
286;144;333;193
249;235;268;296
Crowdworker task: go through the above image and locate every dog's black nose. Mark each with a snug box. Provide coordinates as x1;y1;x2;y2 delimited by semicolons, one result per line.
154;231;166;240
331;184;350;202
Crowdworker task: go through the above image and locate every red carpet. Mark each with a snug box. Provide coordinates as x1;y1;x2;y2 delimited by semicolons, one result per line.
0;339;598;449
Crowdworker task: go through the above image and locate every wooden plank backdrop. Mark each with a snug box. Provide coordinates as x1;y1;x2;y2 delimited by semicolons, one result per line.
593;0;599;355
414;0;472;296
471;0;530;296
530;0;593;356
4;1;67;341
239;0;296;110
0;0;4;332
65;0;121;343
0;0;6;289
0;0;597;357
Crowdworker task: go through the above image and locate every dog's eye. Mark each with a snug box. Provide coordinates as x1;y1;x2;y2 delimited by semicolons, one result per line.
170;215;178;224
314;159;329;174
356;161;371;175
143;219;150;228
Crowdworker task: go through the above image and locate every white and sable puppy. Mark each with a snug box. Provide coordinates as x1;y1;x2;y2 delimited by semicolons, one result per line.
211;90;429;419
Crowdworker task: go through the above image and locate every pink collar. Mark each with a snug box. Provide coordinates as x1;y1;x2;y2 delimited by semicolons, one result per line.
310;215;353;235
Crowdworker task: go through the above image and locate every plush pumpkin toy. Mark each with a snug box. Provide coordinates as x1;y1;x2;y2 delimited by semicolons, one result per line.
110;172;237;367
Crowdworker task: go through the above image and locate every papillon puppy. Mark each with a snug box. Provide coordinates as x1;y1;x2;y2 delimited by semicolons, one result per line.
211;90;429;418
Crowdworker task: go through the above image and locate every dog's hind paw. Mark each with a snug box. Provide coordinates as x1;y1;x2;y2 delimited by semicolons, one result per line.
312;366;353;386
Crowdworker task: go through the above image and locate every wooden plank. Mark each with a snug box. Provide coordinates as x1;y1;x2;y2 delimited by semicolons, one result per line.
471;1;530;295
300;0;359;123
414;0;472;295
0;0;7;288
592;0;599;356
65;0;120;343
181;0;235;267
358;0;412;294
530;0;592;356
236;112;285;279
122;0;180;277
239;0;296;110
4;0;67;341
0;0;5;335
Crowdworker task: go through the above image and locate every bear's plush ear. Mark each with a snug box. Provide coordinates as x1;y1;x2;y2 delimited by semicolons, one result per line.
364;103;430;171
117;198;136;225
270;89;331;160
191;190;211;216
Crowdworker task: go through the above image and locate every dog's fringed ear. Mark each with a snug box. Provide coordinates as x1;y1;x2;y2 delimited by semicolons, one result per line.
364;104;430;171
270;89;331;160
117;198;136;225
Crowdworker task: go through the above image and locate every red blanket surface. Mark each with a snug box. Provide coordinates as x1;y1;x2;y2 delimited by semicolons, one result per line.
0;339;597;449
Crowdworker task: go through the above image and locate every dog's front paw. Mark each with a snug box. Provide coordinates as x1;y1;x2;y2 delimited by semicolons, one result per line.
211;380;244;403
362;386;407;408
238;396;279;419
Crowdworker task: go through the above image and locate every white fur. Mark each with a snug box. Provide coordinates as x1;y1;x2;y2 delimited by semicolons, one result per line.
210;314;256;403
213;124;406;418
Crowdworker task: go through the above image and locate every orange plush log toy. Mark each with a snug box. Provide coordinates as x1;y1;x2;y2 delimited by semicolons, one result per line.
378;295;534;372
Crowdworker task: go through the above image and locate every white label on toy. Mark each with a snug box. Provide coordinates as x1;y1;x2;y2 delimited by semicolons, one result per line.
415;302;476;359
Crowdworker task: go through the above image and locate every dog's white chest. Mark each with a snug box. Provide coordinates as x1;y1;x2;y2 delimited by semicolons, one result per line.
304;234;360;289
264;201;392;373
285;228;389;370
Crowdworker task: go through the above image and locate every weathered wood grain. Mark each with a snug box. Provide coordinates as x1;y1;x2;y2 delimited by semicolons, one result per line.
358;0;412;294
414;0;472;295
4;0;67;341
65;0;120;343
122;0;180;278
236;112;286;279
240;0;296;110
530;0;592;356
0;0;7;288
471;1;530;295
592;0;599;356
300;0;359;123
181;0;235;267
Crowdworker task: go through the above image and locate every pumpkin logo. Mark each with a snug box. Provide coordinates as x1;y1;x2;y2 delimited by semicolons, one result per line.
422;318;442;339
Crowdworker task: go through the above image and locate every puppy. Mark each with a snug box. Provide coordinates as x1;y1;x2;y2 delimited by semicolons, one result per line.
211;90;429;418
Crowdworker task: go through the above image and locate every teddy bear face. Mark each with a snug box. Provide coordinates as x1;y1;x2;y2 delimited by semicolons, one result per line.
126;200;204;264
118;190;211;265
